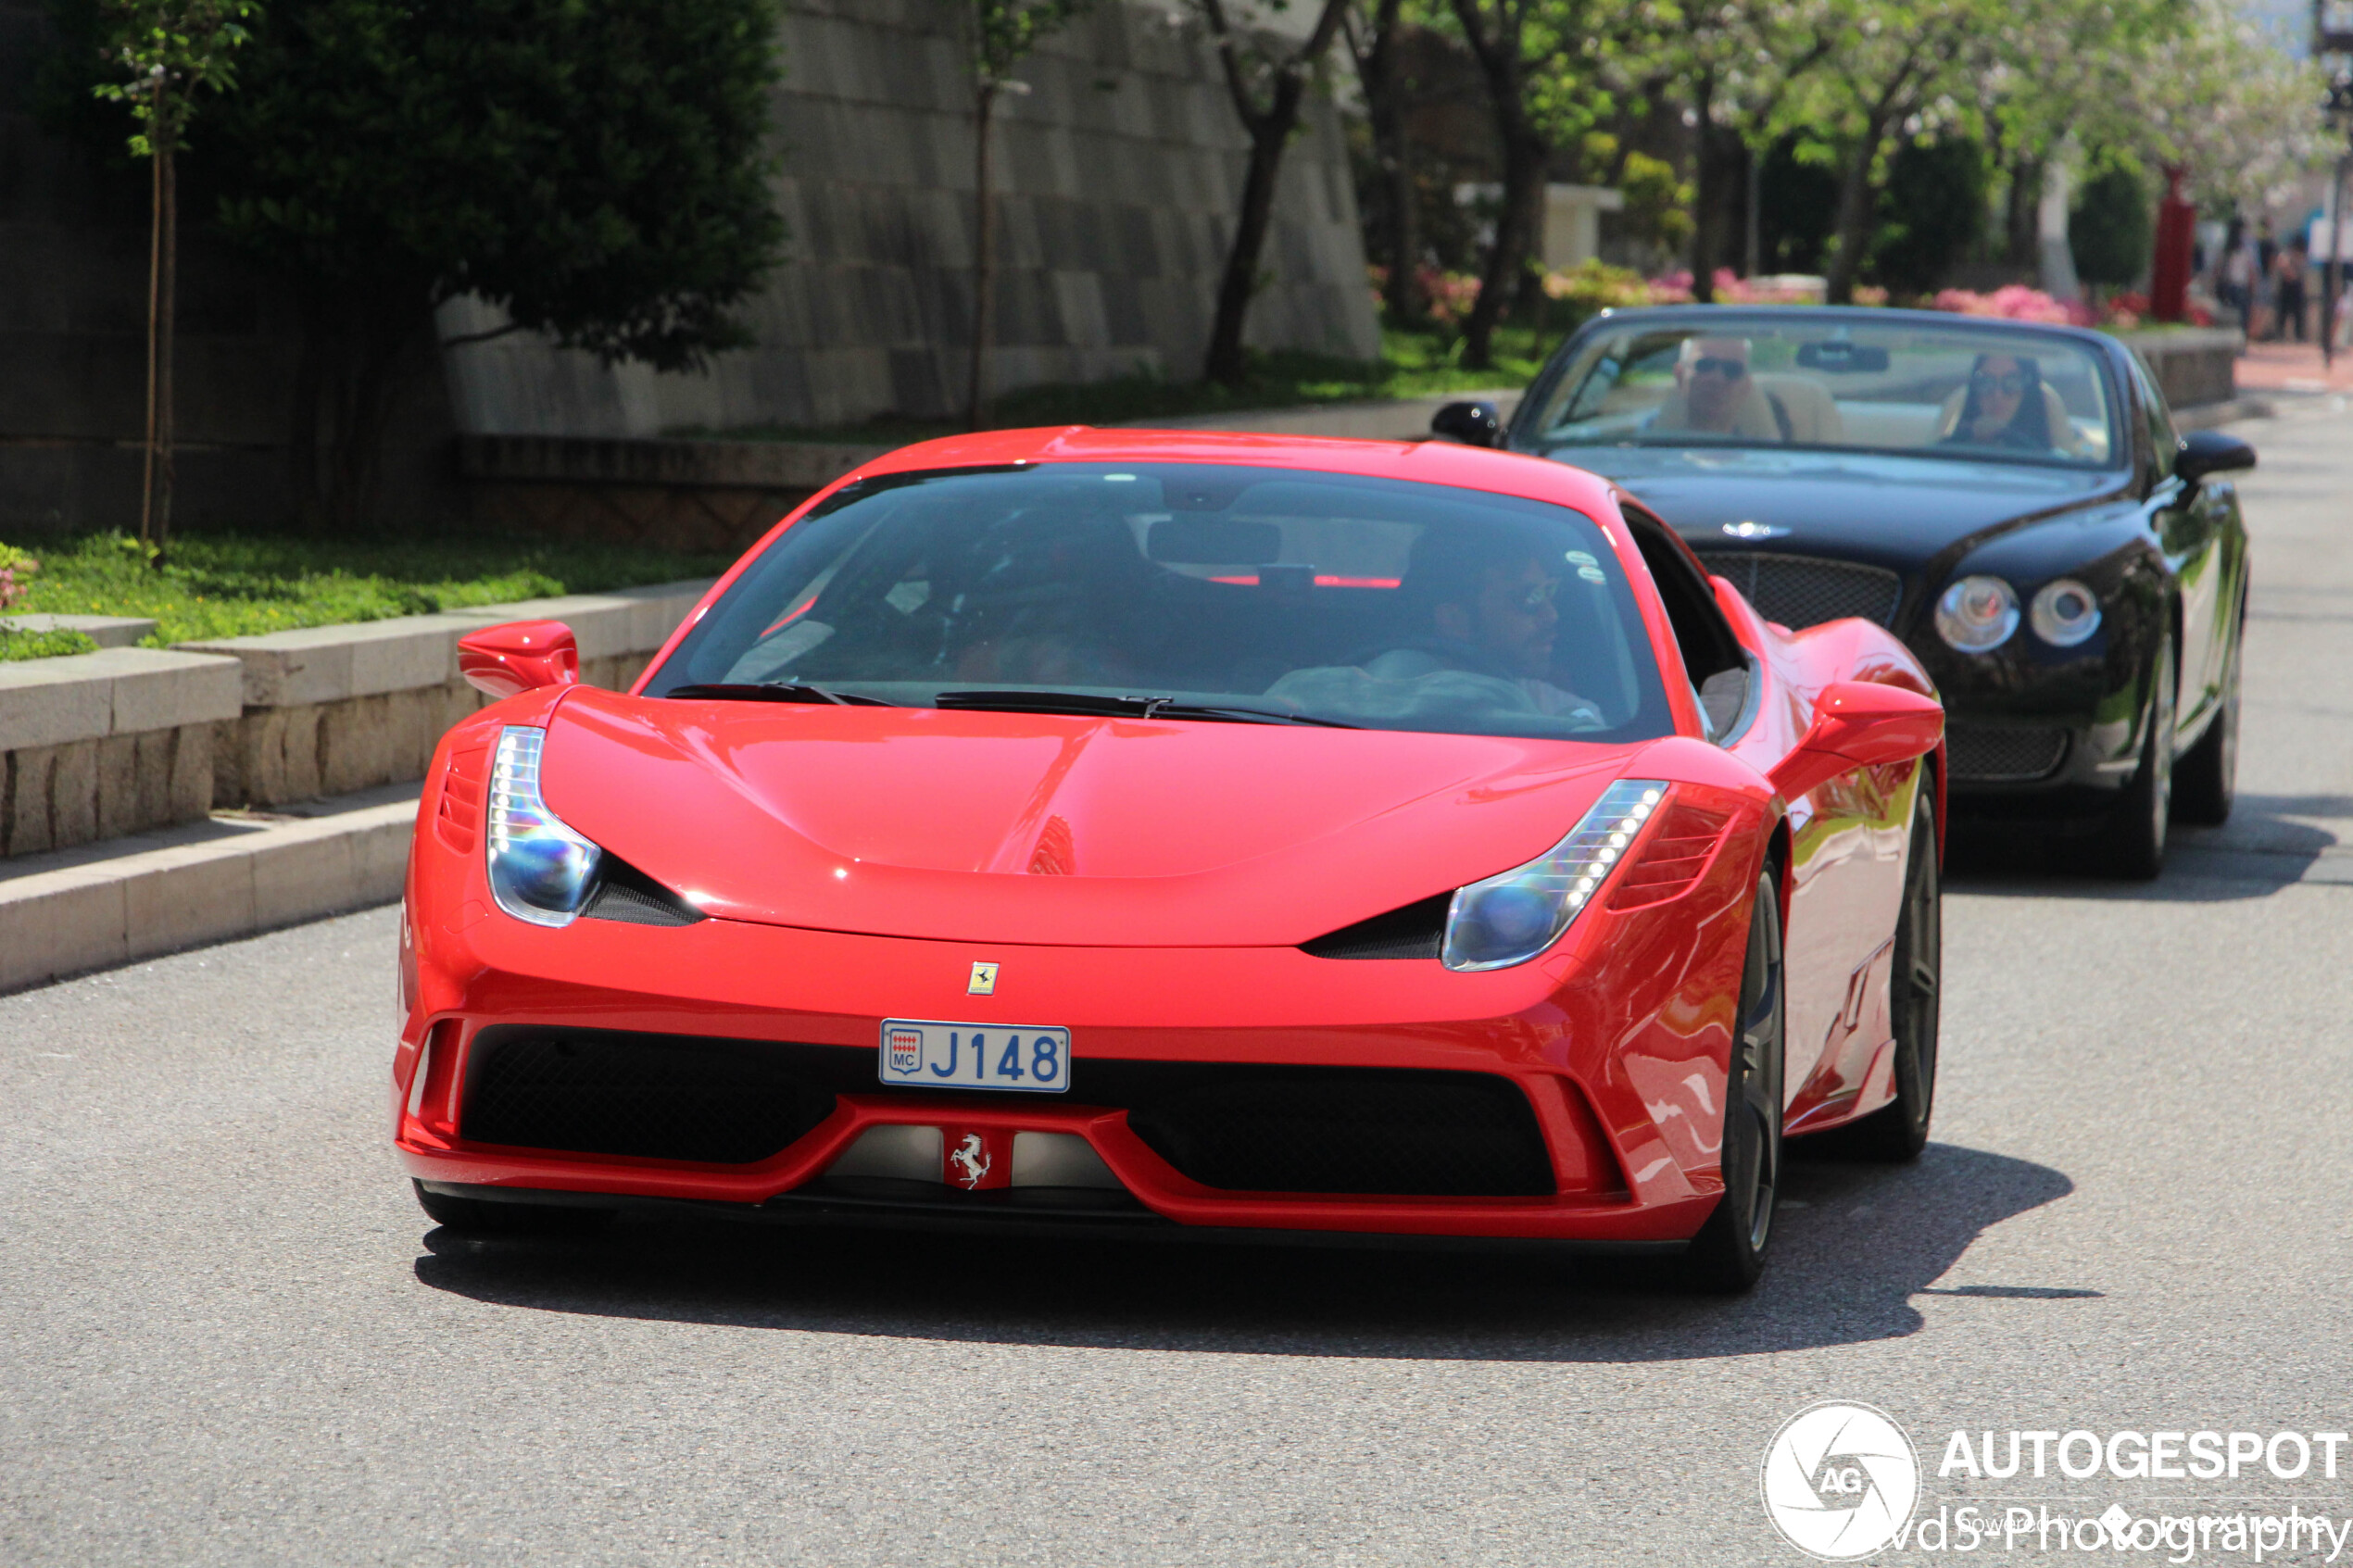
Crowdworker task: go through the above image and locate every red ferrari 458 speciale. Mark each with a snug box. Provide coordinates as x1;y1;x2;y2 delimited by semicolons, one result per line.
395;428;1944;1289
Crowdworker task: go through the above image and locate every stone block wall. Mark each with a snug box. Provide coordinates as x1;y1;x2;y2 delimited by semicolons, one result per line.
437;0;1380;438
0;649;243;856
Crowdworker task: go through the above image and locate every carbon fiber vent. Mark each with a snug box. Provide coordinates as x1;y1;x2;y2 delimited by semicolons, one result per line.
1124;1069;1555;1196
460;1029;836;1164
1695;551;1903;629
1299;893;1451;960
581;859;704;926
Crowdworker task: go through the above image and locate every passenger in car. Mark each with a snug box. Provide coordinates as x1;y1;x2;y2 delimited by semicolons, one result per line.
1937;353;2079;455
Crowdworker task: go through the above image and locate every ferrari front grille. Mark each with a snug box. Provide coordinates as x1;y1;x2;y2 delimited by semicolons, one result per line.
1123;1069;1555;1197
1695;551;1903;629
460;1028;837;1164
1947;724;2069;782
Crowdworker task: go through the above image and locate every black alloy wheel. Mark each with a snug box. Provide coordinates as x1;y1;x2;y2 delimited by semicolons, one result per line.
2097;632;2176;880
1846;795;1942;1160
2173;595;2244;826
1684;872;1786;1293
413;1180;616;1236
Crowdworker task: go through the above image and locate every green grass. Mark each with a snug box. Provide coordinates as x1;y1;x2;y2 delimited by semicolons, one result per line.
0;533;737;654
682;326;1560;445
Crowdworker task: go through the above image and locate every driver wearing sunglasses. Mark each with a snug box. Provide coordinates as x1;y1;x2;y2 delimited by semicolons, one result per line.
1652;336;1791;441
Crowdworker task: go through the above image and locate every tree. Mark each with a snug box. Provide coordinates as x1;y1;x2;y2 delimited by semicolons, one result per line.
93;0;257;565
2069;162;2152;295
965;1;1088;429
1195;0;1353;386
57;0;787;529
1873;134;1986;294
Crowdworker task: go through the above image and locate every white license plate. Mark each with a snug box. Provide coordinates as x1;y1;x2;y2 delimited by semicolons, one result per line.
878;1019;1071;1094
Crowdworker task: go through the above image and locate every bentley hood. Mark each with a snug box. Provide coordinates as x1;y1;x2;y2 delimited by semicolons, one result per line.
537;686;1657;947
1549;446;2131;570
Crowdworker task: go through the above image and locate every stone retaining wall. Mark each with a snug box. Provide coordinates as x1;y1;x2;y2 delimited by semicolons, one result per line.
0;579;712;854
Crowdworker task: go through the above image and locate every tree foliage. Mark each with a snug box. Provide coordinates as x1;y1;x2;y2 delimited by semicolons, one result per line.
2069;162;2153;289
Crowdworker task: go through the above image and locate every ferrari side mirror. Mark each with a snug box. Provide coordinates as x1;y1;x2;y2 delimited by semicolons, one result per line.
459;620;581;699
1768;681;1944;801
2174;429;2256;486
1430;400;1503;448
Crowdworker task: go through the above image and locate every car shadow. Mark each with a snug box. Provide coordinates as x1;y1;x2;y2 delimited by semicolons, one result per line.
1949;791;2345;898
409;1141;2076;1363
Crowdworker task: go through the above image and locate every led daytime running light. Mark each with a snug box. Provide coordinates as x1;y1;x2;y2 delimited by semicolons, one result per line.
1441;780;1667;972
486;726;602;927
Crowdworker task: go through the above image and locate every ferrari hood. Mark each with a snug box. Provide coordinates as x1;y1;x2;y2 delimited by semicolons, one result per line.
538;686;1650;947
1546;446;2129;569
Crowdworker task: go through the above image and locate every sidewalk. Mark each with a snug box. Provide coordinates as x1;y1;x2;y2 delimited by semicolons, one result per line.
0;784;417;994
2233;339;2353;395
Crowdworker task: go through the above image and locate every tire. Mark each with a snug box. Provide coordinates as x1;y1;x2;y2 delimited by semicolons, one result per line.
2172;597;2242;826
1845;793;1941;1160
2095;631;2175;880
1683;873;1786;1294
412;1180;616;1236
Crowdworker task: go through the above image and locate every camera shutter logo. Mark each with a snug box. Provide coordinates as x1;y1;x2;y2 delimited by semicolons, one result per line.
1760;1401;1920;1561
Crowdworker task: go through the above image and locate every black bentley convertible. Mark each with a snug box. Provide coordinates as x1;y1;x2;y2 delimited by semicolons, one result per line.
1434;306;2253;877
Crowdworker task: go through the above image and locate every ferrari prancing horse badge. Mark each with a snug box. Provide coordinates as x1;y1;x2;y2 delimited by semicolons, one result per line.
967;961;999;996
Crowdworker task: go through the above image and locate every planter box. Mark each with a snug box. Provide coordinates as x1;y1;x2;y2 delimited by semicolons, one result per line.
0;648;244;857
1;579;714;853
182;579;713;809
2112;327;2242;412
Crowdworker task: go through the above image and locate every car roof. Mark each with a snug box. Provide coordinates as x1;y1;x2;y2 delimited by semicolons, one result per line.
848;425;1627;517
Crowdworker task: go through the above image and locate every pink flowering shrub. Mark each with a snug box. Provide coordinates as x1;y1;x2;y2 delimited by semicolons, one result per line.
1931;284;2095;327
0;547;38;613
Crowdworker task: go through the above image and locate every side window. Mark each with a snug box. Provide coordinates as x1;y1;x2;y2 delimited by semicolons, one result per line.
2129;356;2178;482
1619;504;1748;739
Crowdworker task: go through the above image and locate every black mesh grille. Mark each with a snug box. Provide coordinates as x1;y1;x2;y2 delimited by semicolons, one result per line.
1301;893;1450;960
1947;724;2069;782
1124;1069;1555;1196
461;1029;837;1164
1695;551;1903;629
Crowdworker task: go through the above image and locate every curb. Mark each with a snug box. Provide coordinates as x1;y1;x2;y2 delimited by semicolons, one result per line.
0;786;417;995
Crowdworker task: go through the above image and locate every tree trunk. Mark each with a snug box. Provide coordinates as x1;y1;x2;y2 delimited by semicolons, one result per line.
1822;122;1890;304
1357;0;1422;321
1461;126;1543;369
1204;71;1305;386
154;142;176;564
2005;155;2042;272
1690;72;1716;303
966;82;998;431
290;295;412;533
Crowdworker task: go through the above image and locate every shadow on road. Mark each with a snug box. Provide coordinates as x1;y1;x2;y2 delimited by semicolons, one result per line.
1949;792;2345;897
410;1141;2077;1362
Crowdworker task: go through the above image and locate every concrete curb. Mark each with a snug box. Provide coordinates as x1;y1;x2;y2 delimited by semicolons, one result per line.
0;786;416;995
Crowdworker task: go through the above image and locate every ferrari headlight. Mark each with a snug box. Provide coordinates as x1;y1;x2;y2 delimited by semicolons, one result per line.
486;725;602;927
1441;780;1666;972
1934;575;2020;653
2028;578;2102;646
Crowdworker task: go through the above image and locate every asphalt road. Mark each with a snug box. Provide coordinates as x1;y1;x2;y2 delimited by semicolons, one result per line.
5;407;2352;1566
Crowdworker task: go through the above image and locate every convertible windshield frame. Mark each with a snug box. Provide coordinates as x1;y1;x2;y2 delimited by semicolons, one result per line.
1509;307;2134;474
642;461;1680;745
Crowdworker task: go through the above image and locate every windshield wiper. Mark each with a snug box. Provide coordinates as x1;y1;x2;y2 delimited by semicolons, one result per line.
661;682;896;707
930;690;1358;728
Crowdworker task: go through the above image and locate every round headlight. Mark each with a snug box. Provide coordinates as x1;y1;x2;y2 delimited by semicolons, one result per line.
2029;578;2103;646
1935;575;2020;653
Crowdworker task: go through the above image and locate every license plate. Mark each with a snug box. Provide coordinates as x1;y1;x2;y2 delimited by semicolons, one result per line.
878;1019;1071;1094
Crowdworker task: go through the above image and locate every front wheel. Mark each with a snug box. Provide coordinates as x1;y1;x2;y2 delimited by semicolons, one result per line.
2095;632;2175;880
2173;598;2242;826
1683;872;1786;1294
1845;793;1941;1160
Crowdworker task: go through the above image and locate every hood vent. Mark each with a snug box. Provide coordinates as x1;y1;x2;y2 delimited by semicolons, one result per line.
1300;892;1451;960
581;857;706;926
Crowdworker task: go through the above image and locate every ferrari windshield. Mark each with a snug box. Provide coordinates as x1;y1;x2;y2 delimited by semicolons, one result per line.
1522;316;2125;469
647;464;1675;741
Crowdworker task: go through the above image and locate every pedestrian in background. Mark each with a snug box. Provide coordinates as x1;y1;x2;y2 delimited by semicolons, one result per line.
2218;218;2254;341
2273;238;2309;343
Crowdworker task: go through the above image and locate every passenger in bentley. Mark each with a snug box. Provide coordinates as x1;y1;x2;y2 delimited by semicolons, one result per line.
1939;353;2074;454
